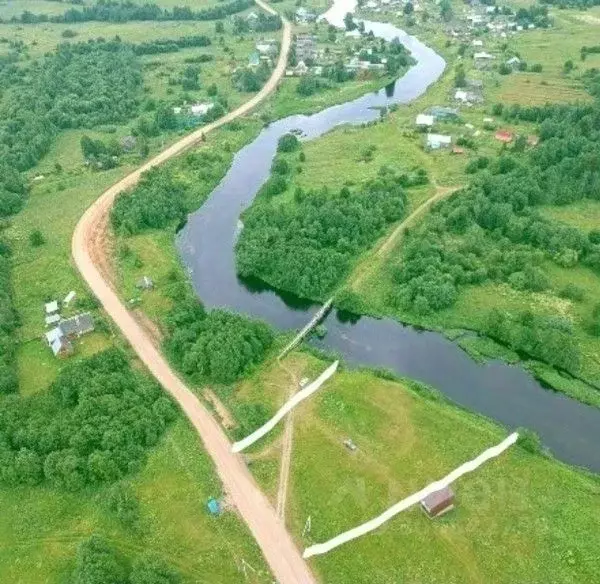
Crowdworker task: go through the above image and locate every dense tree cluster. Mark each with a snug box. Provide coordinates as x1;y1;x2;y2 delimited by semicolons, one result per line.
72;536;181;584
112;167;189;234
131;34;211;55
0;241;18;396
514;5;550;28
392;102;600;328
166;295;274;384
7;0;255;24
0;349;177;489
485;309;580;373
111;151;226;233
0;39;142;216
233;61;272;92
236;172;408;298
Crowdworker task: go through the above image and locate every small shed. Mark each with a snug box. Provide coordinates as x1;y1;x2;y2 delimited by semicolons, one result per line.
207;498;221;516
420;486;455;518
63;290;76;306
45;300;59;315
426;133;452;150
45;313;61;327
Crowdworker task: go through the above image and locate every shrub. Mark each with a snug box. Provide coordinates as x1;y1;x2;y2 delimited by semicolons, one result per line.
28;229;46;247
277;133;300;153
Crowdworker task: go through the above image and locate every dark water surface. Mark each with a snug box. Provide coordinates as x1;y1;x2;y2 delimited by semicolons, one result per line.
178;21;600;471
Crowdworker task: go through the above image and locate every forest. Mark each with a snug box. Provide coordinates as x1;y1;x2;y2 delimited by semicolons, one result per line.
7;0;255;24
0;349;177;490
0;39;142;217
236;168;409;299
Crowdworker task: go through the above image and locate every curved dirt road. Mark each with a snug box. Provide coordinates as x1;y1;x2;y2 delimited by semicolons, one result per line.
72;7;317;584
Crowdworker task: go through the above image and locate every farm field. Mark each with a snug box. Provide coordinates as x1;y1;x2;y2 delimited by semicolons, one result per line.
231;351;600;584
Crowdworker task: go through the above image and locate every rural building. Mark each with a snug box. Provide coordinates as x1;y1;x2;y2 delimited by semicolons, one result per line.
295;7;316;24
428;106;459;121
256;39;278;57
420;486;455;518
426;133;452;150
295;34;317;62
248;52;260;68
472;39;484;47
474;52;495;69
190;103;214;117
63;290;76;306
59;313;95;338
45;313;61;327
45;300;59;315
506;56;521;69
294;61;309;76
527;135;539;146
495;129;514;143
416;114;434;128
173;106;183;115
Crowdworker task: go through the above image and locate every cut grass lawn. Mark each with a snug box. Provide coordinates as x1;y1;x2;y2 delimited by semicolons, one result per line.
237;352;600;584
0;419;271;584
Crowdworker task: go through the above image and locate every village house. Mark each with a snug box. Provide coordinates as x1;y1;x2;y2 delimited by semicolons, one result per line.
256;39;278;59
426;133;452;150
248;51;260;68
415;113;434;128
421;486;455;518
474;51;495;69
294;60;309;76
45;313;95;358
506;56;521;70
428;106;459;121
295;33;318;63
190;103;214;117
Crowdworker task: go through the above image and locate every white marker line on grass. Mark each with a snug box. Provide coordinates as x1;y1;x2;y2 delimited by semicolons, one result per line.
232;361;339;453
303;432;519;558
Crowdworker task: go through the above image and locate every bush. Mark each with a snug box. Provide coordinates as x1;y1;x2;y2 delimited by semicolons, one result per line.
277;133;300;153
104;483;140;529
72;535;127;584
28;229;46;247
517;428;543;455
559;283;585;302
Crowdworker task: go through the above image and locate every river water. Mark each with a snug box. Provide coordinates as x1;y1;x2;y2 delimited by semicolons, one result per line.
177;4;600;471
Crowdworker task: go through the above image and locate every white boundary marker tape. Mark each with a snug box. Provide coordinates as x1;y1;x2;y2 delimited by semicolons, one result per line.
232;361;339;453
303;432;519;558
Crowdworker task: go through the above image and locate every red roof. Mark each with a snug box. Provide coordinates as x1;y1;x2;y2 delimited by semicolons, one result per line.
495;130;513;143
452;146;465;154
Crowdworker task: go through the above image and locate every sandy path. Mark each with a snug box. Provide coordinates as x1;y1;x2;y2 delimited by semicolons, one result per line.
72;6;317;583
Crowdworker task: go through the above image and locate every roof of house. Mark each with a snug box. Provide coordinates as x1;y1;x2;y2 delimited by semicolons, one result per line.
45;327;63;346
421;486;455;513
45;314;61;326
50;335;73;357
191;103;214;116
45;300;59;314
416;114;434;126
474;51;495;60
495;129;514;142
427;133;452;145
59;313;94;337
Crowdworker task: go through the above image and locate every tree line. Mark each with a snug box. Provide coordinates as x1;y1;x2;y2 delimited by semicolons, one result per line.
7;0;255;24
0;349;177;490
0;240;18;396
236;167;409;299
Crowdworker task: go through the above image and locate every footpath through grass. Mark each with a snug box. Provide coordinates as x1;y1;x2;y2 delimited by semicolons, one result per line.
234;351;600;584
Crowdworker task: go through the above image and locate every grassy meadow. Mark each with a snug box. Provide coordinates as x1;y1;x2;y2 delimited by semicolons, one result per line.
229;351;600;584
0;420;271;584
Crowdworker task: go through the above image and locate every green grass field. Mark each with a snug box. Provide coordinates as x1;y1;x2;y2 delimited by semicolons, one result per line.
230;351;600;584
0;419;271;583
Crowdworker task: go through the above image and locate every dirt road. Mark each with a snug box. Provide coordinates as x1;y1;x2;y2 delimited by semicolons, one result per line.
72;7;317;584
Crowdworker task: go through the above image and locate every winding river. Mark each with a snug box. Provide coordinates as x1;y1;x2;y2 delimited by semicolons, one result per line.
178;3;600;472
